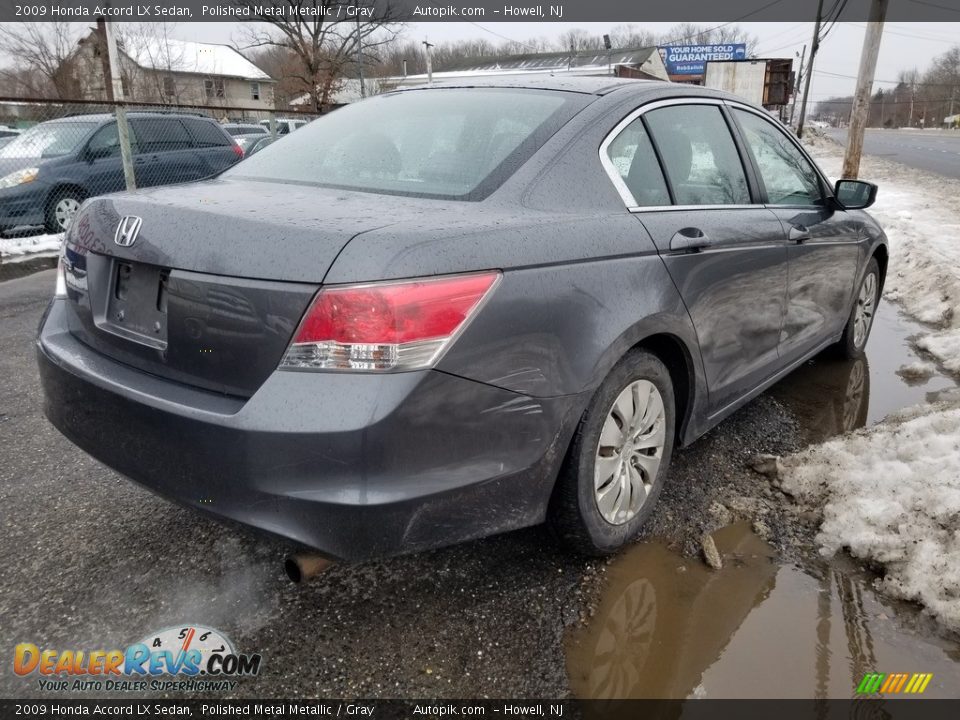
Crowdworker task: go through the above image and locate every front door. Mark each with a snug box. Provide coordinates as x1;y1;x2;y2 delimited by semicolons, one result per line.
729;108;862;365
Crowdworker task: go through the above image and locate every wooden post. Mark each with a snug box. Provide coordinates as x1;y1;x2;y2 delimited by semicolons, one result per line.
797;0;824;139
103;20;136;191
790;44;806;127
423;40;434;84
95;18;114;102
842;0;889;179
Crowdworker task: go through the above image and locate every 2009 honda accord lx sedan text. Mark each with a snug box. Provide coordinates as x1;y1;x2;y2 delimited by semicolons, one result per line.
37;78;887;561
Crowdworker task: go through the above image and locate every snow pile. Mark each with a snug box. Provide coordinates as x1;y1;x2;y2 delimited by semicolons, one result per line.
807;134;960;373
779;132;960;630
0;231;62;258
779;394;960;630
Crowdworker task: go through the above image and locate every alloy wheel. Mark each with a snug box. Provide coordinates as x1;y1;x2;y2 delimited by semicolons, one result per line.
54;197;80;231
594;380;666;525
853;272;877;348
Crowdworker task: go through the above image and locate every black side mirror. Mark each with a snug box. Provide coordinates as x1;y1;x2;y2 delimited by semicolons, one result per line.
833;179;878;210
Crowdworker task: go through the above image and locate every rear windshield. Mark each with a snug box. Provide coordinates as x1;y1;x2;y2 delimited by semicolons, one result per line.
228;88;588;200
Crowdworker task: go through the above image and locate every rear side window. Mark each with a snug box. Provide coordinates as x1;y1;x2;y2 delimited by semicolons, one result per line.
130;118;192;153
183;118;232;147
733;109;824;206
604;118;670;207
645;105;750;206
231;89;588;200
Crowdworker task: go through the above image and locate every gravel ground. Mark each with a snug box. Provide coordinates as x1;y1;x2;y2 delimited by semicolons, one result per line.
0;270;810;699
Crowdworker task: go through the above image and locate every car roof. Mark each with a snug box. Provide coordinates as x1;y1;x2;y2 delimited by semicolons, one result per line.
51;112;219;123
393;76;666;96
390;76;752;105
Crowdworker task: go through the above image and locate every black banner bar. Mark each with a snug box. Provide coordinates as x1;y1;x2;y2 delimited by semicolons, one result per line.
3;699;960;720
1;0;960;23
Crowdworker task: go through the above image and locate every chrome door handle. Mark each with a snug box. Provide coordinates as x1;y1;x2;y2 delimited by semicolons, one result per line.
789;225;812;243
670;228;712;253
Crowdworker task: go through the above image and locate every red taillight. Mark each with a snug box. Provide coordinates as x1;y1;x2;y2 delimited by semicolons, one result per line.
281;271;500;372
233;143;244;158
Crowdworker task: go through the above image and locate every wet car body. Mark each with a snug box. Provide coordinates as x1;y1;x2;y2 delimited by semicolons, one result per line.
37;78;888;560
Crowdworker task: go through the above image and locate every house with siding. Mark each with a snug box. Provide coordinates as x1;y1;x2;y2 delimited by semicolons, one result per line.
71;32;276;112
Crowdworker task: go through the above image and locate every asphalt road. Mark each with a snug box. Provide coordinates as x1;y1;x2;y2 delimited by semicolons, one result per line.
825;128;960;179
0;270;803;699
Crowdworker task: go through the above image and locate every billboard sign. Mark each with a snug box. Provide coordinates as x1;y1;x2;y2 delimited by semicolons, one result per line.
659;44;748;76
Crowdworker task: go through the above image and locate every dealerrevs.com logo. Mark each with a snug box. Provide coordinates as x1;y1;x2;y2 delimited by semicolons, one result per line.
14;625;262;693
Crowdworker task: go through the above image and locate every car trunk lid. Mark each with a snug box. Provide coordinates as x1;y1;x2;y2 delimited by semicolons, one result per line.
59;178;424;397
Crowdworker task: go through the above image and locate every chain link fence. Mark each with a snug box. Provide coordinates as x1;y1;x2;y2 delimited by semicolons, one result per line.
0;97;322;245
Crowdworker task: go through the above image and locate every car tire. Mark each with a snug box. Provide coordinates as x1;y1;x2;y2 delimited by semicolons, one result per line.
44;188;85;234
549;349;676;556
835;257;880;359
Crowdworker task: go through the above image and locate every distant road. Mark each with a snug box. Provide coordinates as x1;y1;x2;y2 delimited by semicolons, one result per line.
824;128;960;180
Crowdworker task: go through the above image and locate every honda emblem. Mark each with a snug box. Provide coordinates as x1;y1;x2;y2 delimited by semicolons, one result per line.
114;216;143;248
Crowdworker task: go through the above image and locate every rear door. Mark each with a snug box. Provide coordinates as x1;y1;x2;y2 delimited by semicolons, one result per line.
128;117;205;187
603;99;789;415
181;117;240;175
729;107;862;365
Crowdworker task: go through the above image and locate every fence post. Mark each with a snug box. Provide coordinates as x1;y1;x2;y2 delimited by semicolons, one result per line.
103;20;136;191
268;111;277;139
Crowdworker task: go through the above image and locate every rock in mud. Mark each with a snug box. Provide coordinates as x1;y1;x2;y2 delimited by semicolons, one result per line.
701;534;723;570
749;453;783;478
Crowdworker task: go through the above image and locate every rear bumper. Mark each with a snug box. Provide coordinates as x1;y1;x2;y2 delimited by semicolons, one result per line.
37;299;581;561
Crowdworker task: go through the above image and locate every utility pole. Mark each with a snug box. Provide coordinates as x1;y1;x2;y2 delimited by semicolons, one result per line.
95;18;114;101
791;44;807;127
423;39;434;84
843;0;889;179
797;0;824;139
103;19;136;191
354;0;365;98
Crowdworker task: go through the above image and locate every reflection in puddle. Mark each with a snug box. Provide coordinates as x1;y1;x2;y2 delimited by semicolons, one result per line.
567;524;960;699
770;302;957;444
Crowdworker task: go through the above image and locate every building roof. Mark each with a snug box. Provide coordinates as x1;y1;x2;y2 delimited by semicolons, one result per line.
443;47;660;74
122;38;272;82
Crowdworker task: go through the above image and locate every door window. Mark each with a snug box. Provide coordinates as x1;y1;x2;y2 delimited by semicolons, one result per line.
129;118;192;153
645;105;750;206
733;109;824;206
86;122;138;157
604;117;671;207
182;118;232;147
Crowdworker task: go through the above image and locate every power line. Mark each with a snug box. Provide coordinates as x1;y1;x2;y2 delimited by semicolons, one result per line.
909;0;960;14
659;0;789;46
464;21;540;52
844;21;960;44
815;69;959;86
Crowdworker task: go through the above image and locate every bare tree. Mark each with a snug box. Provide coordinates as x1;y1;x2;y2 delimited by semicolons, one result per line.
556;28;604;53
607;24;659;50
236;0;402;111
0;22;81;98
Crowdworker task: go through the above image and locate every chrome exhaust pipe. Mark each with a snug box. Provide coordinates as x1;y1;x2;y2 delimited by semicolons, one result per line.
285;554;333;583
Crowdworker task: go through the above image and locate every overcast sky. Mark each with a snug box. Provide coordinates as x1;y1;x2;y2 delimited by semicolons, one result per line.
72;20;960;101
169;20;960;100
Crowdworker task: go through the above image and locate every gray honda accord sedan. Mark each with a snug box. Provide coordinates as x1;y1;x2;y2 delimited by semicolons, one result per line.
37;78;886;561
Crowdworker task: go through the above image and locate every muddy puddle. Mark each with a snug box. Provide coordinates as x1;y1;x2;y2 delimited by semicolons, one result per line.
568;305;960;699
567;523;960;699
769;302;957;444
